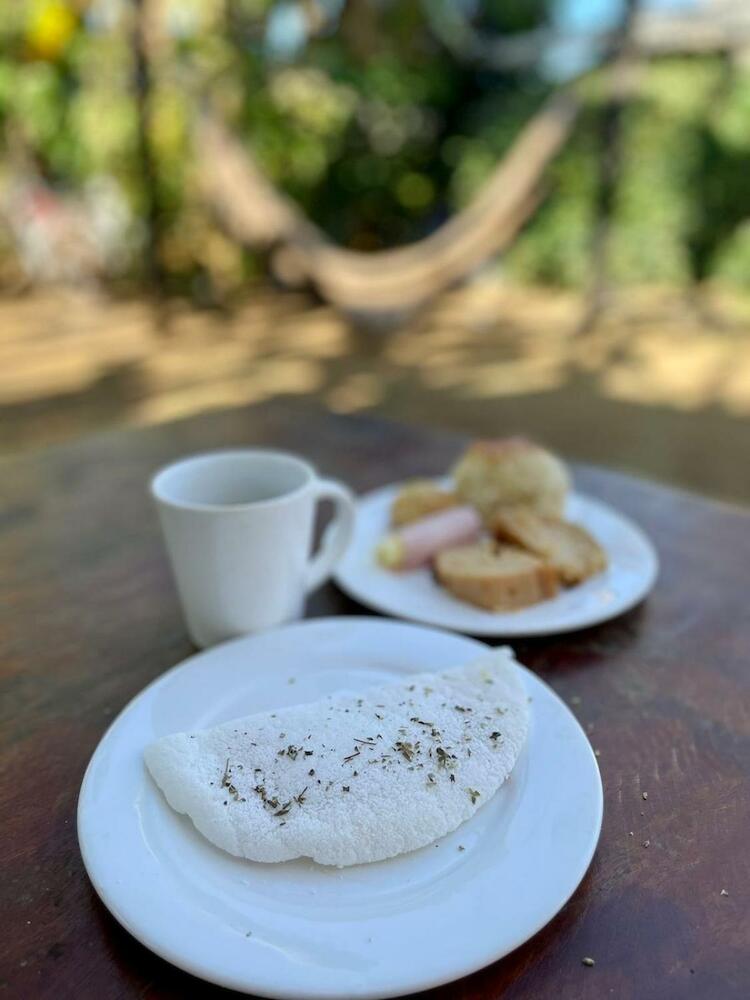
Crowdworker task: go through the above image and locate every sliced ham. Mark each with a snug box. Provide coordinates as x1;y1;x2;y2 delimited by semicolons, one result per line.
376;504;483;570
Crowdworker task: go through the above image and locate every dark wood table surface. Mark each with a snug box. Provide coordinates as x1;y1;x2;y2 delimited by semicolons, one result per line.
2;400;749;1000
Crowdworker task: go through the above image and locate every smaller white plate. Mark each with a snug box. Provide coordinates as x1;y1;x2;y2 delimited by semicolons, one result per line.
79;618;602;999
334;483;658;636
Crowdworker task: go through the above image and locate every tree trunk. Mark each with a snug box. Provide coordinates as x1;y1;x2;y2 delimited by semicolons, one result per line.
578;0;642;334
131;0;164;291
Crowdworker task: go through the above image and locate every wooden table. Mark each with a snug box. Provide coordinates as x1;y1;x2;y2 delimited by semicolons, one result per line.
1;400;748;1000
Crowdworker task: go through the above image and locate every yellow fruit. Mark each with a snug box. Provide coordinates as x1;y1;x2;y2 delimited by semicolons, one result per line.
26;0;77;61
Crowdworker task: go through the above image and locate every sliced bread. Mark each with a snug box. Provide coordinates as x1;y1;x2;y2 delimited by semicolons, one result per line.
490;506;607;585
434;541;559;611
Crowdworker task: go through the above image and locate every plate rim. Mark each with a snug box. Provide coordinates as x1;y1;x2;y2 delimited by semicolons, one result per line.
78;616;603;999
333;482;659;637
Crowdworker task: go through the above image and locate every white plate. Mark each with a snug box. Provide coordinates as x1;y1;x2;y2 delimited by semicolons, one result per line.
78;617;602;999
334;483;658;636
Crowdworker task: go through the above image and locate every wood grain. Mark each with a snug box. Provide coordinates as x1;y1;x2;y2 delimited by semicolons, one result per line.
1;399;748;1000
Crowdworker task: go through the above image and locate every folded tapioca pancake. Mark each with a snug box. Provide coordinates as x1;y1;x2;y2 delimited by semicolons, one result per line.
144;648;529;867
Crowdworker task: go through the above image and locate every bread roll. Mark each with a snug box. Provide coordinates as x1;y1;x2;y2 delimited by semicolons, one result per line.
452;438;569;519
391;479;459;527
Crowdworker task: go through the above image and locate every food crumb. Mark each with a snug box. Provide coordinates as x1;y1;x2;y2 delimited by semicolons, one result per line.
643;840;650;848
628;831;634;837
642;791;648;800
720;888;729;896
582;957;595;967
594;749;601;757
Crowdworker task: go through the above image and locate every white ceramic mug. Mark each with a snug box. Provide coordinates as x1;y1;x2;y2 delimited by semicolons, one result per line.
151;450;355;648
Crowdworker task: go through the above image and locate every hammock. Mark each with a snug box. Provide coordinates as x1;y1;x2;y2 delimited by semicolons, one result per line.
197;92;579;314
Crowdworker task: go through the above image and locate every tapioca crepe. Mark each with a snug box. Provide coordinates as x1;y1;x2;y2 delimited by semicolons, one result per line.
144;648;529;867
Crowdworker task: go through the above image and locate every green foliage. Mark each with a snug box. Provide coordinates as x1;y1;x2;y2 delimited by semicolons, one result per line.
506;109;599;287
507;57;750;288
1;3;750;292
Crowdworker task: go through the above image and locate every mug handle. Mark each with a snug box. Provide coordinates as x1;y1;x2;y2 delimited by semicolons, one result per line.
305;479;356;594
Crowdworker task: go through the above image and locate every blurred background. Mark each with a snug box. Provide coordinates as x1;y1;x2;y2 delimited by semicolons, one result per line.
2;0;750;501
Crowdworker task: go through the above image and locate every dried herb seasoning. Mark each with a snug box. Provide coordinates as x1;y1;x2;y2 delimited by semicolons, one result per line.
394;741;415;761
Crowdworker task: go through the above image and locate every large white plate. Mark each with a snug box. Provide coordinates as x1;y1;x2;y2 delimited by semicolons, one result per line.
334;483;658;636
78;617;602;999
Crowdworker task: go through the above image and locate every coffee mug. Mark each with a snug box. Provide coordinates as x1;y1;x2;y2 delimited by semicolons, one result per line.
151;450;355;648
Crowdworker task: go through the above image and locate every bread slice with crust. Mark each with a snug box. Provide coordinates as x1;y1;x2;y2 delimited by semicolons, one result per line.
489;506;607;585
391;479;460;527
435;541;559;611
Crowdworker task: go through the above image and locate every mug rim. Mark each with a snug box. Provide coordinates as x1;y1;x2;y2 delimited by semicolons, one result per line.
150;448;317;513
